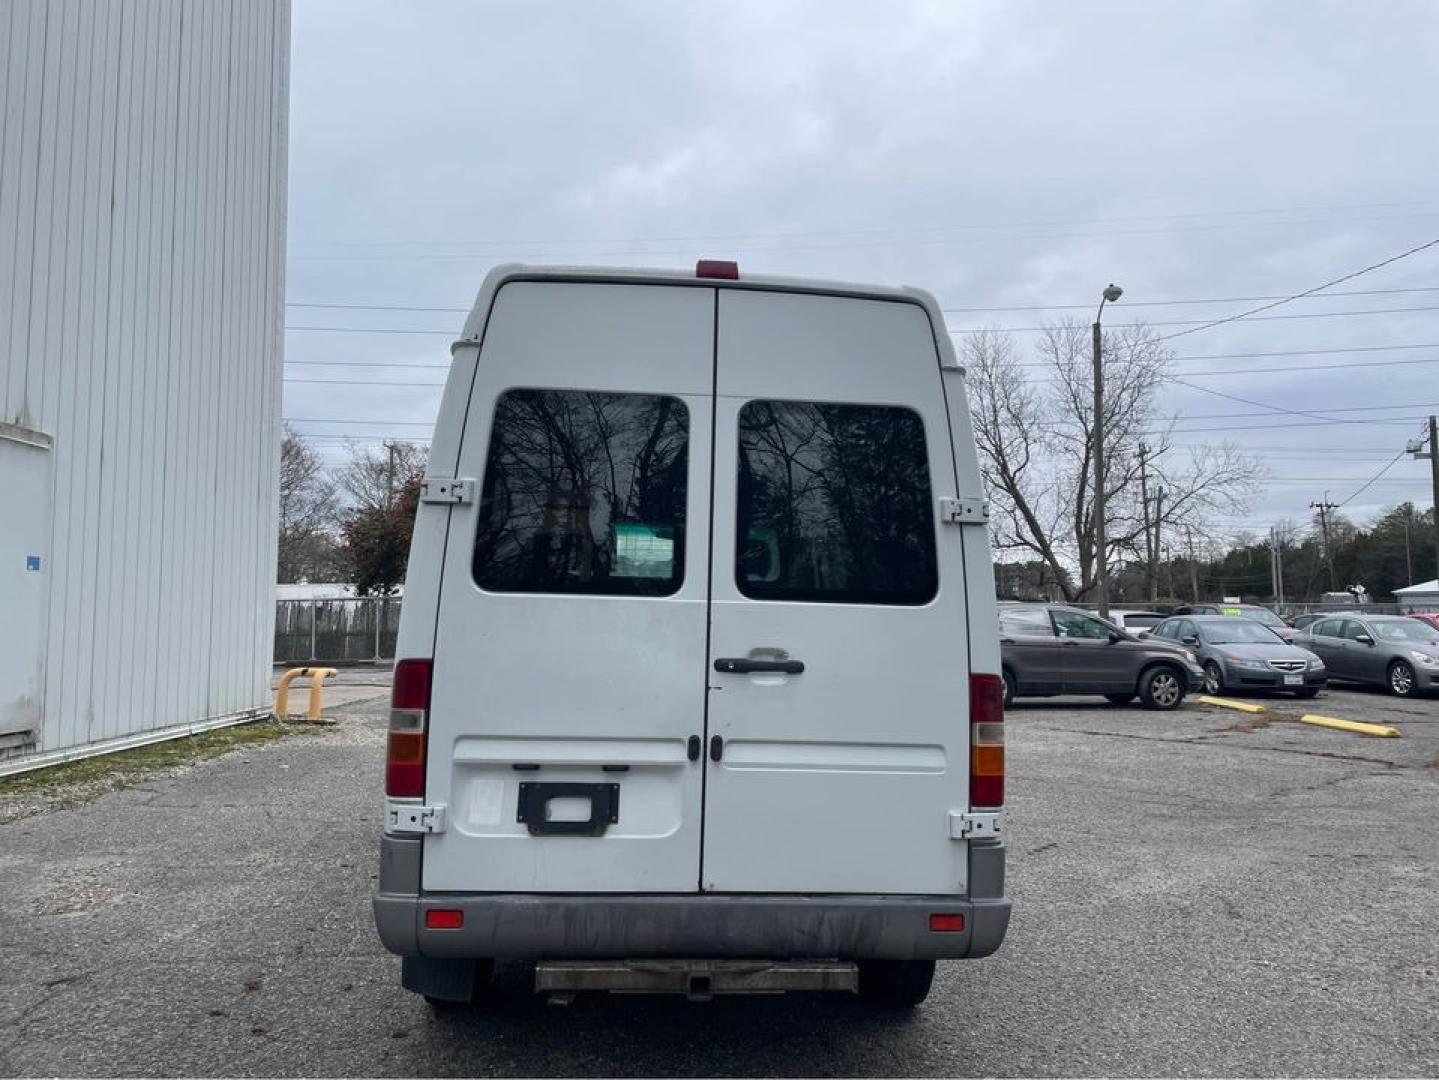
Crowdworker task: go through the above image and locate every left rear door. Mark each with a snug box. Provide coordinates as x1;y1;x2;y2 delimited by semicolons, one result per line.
423;281;714;893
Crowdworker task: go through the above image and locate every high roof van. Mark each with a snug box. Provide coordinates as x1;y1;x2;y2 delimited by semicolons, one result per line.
373;262;1010;1008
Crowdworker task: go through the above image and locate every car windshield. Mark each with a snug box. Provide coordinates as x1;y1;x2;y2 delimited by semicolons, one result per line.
1372;621;1439;644
1203;620;1283;644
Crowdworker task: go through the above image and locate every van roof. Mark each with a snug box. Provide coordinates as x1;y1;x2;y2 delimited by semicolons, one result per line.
455;263;950;354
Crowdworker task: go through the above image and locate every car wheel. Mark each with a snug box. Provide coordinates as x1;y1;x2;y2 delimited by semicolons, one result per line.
1139;666;1184;711
1002;669;1016;709
1388;660;1417;698
857;959;935;1008
1202;661;1224;695
1104;692;1135;705
1293;687;1320;699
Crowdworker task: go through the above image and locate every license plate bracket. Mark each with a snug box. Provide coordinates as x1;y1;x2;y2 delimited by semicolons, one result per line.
517;782;621;836
1284;673;1303;686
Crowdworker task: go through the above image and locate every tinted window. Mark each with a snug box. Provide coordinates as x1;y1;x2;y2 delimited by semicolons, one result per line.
1153;619;1178;639
1051;610;1113;639
1340;619;1370;641
473;389;689;595
1000;609;1055;637
1122;613;1164;629
1200;619;1282;644
735;400;937;605
1313;619;1341;638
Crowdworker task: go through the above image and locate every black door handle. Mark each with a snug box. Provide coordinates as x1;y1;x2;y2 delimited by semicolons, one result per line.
713;658;804;674
710;735;724;761
687;735;701;762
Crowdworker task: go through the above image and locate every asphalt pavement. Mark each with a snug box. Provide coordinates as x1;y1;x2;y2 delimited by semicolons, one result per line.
1;673;1437;1077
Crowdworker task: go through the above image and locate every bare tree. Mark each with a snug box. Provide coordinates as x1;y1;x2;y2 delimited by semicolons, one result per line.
965;321;1265;602
278;426;341;583
336;439;429;512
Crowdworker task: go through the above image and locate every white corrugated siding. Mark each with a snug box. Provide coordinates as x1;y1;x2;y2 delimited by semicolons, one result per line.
0;0;289;757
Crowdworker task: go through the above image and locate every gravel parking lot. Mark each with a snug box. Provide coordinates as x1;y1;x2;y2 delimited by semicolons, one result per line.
1;672;1437;1077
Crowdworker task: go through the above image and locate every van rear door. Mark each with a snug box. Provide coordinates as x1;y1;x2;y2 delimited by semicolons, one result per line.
702;290;971;895
421;281;713;893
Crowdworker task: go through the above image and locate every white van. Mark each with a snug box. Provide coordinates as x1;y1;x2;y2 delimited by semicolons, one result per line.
373;261;1009;1008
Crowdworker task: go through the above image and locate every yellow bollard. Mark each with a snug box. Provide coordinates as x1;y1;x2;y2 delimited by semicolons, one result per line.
1300;714;1399;738
275;667;339;722
1197;695;1267;714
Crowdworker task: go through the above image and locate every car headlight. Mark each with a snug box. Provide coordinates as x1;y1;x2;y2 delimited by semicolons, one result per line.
1307;657;1324;671
1227;657;1266;670
1411;651;1439;668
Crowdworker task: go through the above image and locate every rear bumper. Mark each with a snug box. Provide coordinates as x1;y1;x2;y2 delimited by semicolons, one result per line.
373;836;1010;962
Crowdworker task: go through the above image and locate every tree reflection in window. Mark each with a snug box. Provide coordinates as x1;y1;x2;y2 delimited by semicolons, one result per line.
736;400;937;605
474;389;689;595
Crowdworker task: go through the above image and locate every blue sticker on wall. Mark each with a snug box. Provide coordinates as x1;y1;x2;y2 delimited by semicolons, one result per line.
26;555;41;571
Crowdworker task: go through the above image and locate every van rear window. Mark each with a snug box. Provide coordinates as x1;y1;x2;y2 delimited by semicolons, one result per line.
735;400;937;605
472;389;689;596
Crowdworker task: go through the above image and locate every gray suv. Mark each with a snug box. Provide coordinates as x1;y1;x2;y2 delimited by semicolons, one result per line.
999;604;1206;710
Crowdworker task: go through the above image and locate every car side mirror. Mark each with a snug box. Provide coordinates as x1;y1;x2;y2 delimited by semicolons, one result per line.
1108;630;1125;643
1181;635;1199;646
1355;633;1375;646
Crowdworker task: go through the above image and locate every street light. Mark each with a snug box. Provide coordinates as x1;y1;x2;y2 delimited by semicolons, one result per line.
1093;283;1122;619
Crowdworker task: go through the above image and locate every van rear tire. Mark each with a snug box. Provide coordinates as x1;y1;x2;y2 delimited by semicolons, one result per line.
857;958;935;1007
1002;670;1017;709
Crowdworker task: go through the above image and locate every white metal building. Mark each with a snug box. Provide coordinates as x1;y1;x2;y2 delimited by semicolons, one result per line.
0;0;290;771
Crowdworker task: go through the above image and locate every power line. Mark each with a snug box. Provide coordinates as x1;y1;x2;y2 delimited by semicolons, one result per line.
1163;416;1432;434
282;284;1439;317
1164;399;1439;423
1336;441;1421;508
288;199;1438;251
950;302;1439;335
1155;236;1439;342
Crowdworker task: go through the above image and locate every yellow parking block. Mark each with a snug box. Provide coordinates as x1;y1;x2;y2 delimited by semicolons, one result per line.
1300;714;1399;738
1198;695;1267;714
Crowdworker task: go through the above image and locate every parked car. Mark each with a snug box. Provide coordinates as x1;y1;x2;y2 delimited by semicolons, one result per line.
1107;609;1167;633
1409;612;1439;632
1148;615;1325;697
999;604;1205;710
374;262;1009;1010
1172;602;1298;642
1290;610;1360;631
1294;614;1439;697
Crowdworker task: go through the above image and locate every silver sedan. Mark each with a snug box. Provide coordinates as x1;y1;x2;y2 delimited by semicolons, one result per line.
1149;615;1326;697
1293;614;1439;698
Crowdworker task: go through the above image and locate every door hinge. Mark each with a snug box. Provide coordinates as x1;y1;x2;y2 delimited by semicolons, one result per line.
949;810;1004;840
939;496;989;525
386;802;447;835
419;478;476;505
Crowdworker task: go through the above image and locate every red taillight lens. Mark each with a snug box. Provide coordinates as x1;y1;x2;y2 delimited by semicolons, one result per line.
425;909;463;930
386;659;433;798
929;913;966;932
970;673;1004;808
695;258;739;280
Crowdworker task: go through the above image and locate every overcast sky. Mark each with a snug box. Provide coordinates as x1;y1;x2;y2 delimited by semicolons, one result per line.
285;1;1439;542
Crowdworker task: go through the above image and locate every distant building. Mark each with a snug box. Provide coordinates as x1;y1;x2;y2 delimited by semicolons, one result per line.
1394;579;1439;612
1;1;291;772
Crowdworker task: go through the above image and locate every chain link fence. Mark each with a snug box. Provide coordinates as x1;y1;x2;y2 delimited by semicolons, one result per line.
274;599;402;665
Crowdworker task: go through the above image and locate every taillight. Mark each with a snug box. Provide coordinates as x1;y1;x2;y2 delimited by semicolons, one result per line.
969;673;1004;808
387;659;432;798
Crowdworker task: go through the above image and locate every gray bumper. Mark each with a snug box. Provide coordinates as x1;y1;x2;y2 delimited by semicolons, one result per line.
373;836;1010;962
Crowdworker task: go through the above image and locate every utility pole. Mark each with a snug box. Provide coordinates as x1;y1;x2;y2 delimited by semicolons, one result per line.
1138;443;1152;600
1092;283;1123;619
1269;526;1279;604
1406;417;1439;583
1431;415;1439;582
1310;496;1339;592
386;441;397;511
1185;526;1200;601
1404;506;1414;586
1151;487;1164;603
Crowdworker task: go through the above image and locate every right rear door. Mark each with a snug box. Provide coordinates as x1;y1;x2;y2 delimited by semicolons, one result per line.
699;289;973;896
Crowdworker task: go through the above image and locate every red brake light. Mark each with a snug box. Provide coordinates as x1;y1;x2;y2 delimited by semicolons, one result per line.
696;259;739;280
969;673;1004;808
387;659;433;798
929;913;966;932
